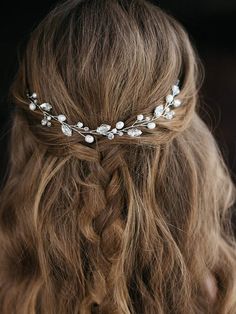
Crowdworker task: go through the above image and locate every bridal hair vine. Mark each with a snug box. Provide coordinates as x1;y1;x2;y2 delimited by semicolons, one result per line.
26;80;182;144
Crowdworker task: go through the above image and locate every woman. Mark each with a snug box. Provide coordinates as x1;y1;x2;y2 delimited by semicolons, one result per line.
0;0;236;313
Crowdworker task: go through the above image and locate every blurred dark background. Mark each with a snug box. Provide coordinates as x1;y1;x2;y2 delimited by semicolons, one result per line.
0;0;236;190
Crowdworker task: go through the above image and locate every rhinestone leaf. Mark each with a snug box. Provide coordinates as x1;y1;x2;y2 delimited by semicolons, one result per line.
154;105;164;118
172;85;180;96
61;124;72;136
96;124;111;134
127;128;142;137
40;103;52;112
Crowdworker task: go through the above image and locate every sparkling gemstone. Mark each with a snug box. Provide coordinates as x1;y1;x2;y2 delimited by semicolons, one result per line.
61;124;72;136
108;133;115;140
147;122;156;129
96;124;111;134
173;99;181;107
166;94;174;103
84;126;89;131
32;92;37;99
137;114;144;121
127;128;142;137
77;122;83;128
47;116;52;120
111;128;117;133
57;114;66;122
40;103;52;112
116;121;124;129
41;118;47;126
165;111;175;120
154;105;164;117
172;85;180;96
85;135;94;143
29;102;36;111
47;121;52;127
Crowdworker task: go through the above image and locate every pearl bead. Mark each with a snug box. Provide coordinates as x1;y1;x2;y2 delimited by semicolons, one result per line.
32;93;37;99
47;116;52;120
137;114;144;121
77;122;83;128
147;122;156;129
166;94;174;103
29;102;36;111
172;85;180;95
47;121;52;127
116;121;124;129
85;135;94;143
173;99;181;107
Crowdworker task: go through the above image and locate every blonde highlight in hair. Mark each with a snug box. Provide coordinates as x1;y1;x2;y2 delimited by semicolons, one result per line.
0;0;236;313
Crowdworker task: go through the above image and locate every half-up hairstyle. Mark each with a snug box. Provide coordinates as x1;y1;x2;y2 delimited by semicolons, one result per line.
0;0;236;313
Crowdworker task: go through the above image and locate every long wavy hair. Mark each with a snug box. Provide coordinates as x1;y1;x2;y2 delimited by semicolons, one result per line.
0;0;236;313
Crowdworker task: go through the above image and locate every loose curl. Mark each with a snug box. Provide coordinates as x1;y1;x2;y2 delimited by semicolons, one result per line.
0;0;236;313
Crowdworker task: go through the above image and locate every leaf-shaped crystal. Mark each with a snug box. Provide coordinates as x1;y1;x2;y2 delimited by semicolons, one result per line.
61;124;72;136
40;103;52;112
154;105;164;118
127;128;142;137
96;124;111;134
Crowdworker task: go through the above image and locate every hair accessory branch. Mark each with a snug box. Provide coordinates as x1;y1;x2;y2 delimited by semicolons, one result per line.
26;81;182;144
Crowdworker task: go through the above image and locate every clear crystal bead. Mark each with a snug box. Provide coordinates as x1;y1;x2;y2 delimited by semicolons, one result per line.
57;114;66;122
84;126;89;131
96;124;111;134
29;102;36;111
127;128;142;137
108;133;115;140
166;94;174;103
61;124;72;136
40;103;52;112
41;118;47;126
85;135;94;143
154;105;164;117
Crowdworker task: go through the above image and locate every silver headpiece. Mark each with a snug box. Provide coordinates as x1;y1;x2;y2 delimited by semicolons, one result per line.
26;81;182;144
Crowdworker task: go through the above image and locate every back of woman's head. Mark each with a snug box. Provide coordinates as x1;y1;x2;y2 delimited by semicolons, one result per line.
1;0;236;313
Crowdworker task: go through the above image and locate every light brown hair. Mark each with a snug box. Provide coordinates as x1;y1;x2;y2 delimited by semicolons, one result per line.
0;0;236;313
